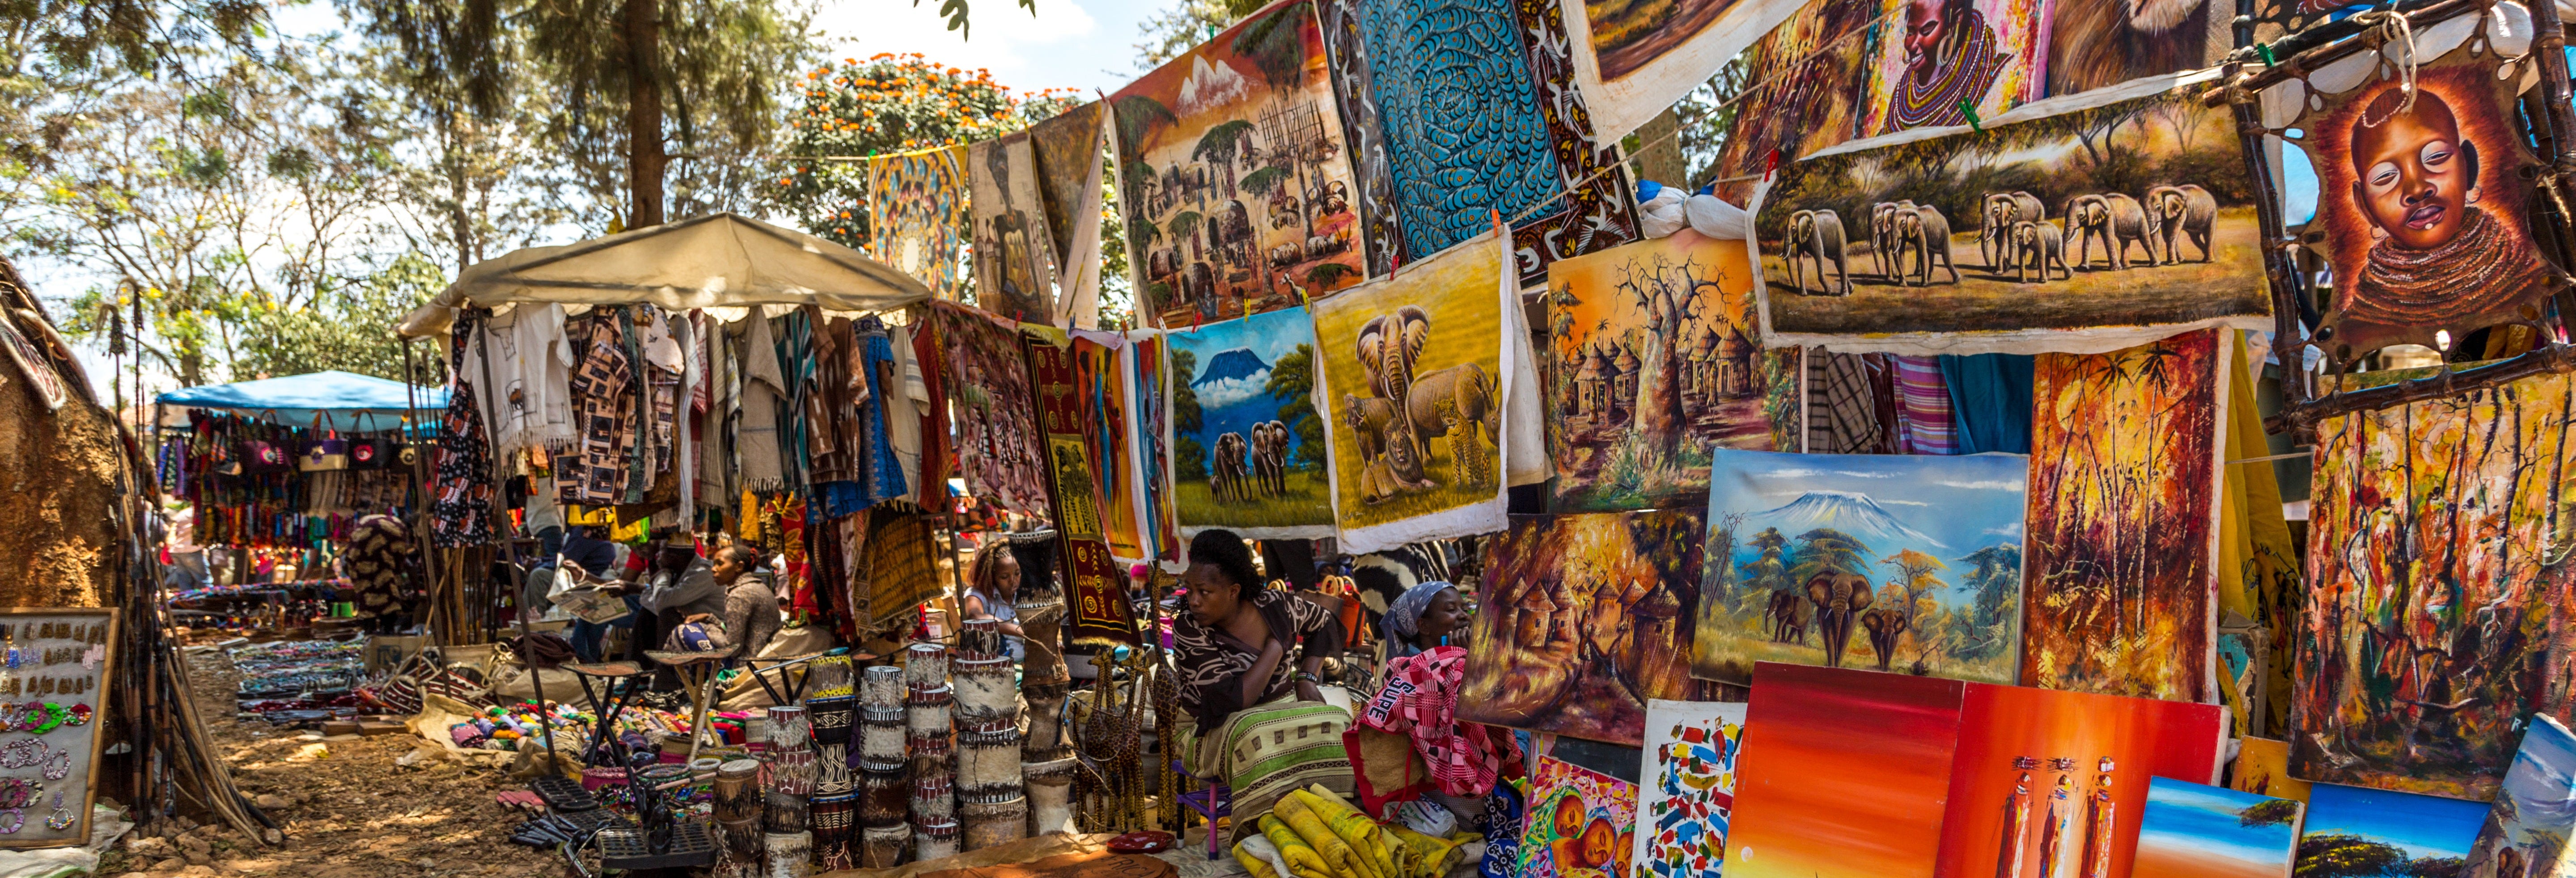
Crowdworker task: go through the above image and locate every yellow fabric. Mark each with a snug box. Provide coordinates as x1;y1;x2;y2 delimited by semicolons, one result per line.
1275;794;1381;878
1287;789;1399;878
564;505;614;527
1234;835;1286;878
1259;815;1337;878
1384;824;1464;878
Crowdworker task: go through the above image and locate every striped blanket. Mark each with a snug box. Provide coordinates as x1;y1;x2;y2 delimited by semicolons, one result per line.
1185;698;1355;841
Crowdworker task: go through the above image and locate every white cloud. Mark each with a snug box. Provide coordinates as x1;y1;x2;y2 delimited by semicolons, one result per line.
1983;523;2025;539
1879;498;1930;507
1937;479;2027;491
1196;371;1272;408
818;0;1108;92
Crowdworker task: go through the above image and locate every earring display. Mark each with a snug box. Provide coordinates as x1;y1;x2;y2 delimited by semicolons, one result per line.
0;609;119;848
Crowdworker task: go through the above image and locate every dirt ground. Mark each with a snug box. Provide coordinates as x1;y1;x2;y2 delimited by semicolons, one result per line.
100;647;558;878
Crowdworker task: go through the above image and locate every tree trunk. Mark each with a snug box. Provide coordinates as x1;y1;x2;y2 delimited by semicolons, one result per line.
624;0;665;228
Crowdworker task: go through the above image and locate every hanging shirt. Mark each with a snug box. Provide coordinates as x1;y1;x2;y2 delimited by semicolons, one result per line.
470;304;577;456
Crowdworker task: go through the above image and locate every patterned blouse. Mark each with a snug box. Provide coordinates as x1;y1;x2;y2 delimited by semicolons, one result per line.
1174;587;1343;731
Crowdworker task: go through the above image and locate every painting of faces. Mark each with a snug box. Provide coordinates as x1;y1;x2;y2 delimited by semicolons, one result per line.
968;133;1057;324
2275;13;2559;369
1857;0;2038;136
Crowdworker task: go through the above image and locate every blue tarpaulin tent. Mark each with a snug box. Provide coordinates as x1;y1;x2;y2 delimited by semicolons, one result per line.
156;371;445;433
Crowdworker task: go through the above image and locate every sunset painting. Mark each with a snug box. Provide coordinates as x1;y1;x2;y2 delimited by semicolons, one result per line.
1724;663;1966;878
1932;682;2226;878
2131;778;2302;878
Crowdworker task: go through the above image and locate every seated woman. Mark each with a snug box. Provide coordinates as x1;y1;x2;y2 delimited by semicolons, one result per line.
1361;581;1518;828
959;542;1027;661
1174;529;1350;839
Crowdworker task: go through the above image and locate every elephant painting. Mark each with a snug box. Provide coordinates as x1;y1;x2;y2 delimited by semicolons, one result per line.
2065;193;2153;270
2014;220;2070;283
1861;607;1911;672
1870;201;1910;280
1767;589;1811;644
1803;570;1873;669
1212;431;1251;502
1249;420;1289;497
1979;191;2046;271
1893;206;1960;287
1786;209;1854;295
2145;184;2217;264
1402;364;1500;490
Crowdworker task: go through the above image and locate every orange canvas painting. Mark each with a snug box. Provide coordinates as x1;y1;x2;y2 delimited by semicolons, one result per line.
1724;663;1967;878
1933;683;2227;878
1455;511;1705;746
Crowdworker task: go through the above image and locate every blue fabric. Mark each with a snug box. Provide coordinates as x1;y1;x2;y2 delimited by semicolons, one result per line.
856;322;908;505
1940;354;2034;455
156;371;447;433
816;481;869;520
1359;0;1564;258
1479;779;1524;878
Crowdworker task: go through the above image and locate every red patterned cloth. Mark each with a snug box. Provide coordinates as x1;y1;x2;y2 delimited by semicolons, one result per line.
1358;646;1513;798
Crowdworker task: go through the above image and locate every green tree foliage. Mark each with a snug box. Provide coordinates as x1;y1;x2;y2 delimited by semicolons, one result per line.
1171;348;1203;433
2404;857;2465;878
1263;342;1323;471
2294;833;2405;878
774;53;1077;250
2238;799;2301;828
1788;528;1871;585
232;251;447;383
1951;543;2022;661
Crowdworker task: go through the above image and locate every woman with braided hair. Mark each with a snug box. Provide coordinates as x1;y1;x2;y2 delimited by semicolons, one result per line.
959;540;1026;662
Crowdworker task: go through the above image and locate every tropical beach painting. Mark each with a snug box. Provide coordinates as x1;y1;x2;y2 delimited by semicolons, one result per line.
1692;448;2029;684
2296;783;2487;878
2132;778;2303;878
2463;715;2576;877
1163;307;1337;538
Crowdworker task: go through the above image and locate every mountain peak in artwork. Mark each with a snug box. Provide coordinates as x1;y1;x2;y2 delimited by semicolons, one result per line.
1194;348;1272;387
1177;55;1252;116
1754;490;1945;549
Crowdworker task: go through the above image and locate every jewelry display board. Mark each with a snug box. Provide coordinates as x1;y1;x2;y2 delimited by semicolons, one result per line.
0;609;119;848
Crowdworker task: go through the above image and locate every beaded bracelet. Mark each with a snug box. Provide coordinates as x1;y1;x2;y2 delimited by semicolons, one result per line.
42;793;70;831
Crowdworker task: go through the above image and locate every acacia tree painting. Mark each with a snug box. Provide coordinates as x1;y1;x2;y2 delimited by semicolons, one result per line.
2291;368;2576;803
2021;329;2225;702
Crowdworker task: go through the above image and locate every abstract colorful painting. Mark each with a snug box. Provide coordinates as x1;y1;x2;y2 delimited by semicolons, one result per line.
1313;232;1511;552
1519;755;1640;878
2464;715;2576;877
1315;0;1404;277
1124;329;1184;563
1110;0;1368;328
928;302;1049;515
2296;783;2487;878
865;144;972;300
1561;0;1803;140
1754;80;2271;354
1725;663;1967;878
1025;329;1109;542
2022;329;2225;702
1163;307;1338;539
1456;511;1704;746
968;132;1057;323
1693;448;2028;684
1352;0;1563;261
2132;778;2303;878
1072;330;1148;562
2042;0;2226;95
1544;231;1791;513
2267;9;2559;368
2292;368;2576;802
1503;0;1639;284
1933;682;2226;878
1701;0;1876;202
1853;0;2039;136
1634;699;1745;878
2232;738;2312;803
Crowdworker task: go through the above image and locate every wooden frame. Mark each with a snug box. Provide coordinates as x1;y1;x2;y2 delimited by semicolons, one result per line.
0;608;121;849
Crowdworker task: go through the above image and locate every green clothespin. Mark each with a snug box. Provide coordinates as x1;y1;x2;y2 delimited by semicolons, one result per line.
2257;42;2277;66
1958;100;1982;131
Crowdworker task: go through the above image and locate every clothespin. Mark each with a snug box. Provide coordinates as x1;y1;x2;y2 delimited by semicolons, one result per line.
1957;100;1982;131
1762;149;1781;183
2256;42;2276;66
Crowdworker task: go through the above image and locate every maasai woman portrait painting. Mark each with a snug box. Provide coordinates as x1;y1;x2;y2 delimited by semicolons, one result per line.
1861;0;2035;135
2292;24;2561;367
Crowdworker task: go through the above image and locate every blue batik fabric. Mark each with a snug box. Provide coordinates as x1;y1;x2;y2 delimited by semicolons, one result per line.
1358;0;1564;259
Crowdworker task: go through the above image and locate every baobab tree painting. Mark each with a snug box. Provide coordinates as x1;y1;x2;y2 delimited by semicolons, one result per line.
1544;230;1796;512
2291;367;2576;803
1109;0;1368;329
1456;511;1706;746
2021;329;2227;703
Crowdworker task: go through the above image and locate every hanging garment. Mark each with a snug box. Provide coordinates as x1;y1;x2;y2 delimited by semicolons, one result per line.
855;317;909;507
737;313;788;492
1804;349;1891;455
431;310;500;548
1891;355;1957;455
560;308;637;506
1940;353;2034;455
881;324;924;504
805;312;863;501
908;317;949;510
468;304;578;456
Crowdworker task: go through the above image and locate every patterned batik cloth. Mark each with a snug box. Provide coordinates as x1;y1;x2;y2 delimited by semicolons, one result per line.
562;308;637;506
806;312;860;488
855;317;909;506
1479;780;1524;878
431;310;498;548
1892;355;1957;455
1359;645;1509;798
1356;0;1564;260
345;513;417;617
1502;0;1638;284
1173;588;1344;729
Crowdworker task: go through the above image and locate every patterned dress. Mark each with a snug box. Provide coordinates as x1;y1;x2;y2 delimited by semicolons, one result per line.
344;514;417;619
1173;587;1344;730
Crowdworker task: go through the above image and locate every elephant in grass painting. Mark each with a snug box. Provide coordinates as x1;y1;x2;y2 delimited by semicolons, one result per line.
2066;193;2154;269
2146;184;2217;264
1893;206;1960;287
1805;570;1873;669
2015;220;2070;283
1786;209;1854;295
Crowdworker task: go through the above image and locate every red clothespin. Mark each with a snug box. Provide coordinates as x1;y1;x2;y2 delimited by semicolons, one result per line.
1763;149;1782;183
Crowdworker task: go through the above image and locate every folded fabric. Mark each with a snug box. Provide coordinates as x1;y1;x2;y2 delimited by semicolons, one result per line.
1291;789;1402;878
1260;815;1338;878
1277;792;1384;878
1202;699;1355;841
1235;834;1292;878
1383;823;1466;878
1360;646;1505;798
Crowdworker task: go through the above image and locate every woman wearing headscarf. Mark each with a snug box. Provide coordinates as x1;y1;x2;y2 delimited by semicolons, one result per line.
1359;581;1516;827
1174;529;1350;839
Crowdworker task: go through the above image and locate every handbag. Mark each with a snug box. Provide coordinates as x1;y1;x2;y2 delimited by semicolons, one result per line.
299;414;350;472
348;432;389;470
239;418;291;474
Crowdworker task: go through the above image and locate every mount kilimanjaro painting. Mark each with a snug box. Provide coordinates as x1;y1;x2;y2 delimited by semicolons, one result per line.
1692;448;2031;685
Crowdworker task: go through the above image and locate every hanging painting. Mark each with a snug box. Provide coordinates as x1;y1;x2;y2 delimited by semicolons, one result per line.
2131;778;2304;878
1753;73;2271;355
2021;329;2225;702
1027;102;1110;327
1852;0;2040;136
2291;367;2576;802
1634;699;1746;878
1701;0;1877;203
968;132;1058;323
928;301;1051;516
1313;231;1512;552
1519;755;1641;878
1455;511;1703;746
2040;0;2229;96
2463;715;2576;876
865;144;973;300
1072;331;1148;562
1504;0;1640;284
1163;307;1339;539
2256;4;2559;371
1930;680;2227;878
1109;0;1369;328
1724;663;1967;878
1558;0;1804;141
1315;0;1404;277
1351;0;1563;262
1692;448;2028;685
1125;329;1185;564
2296;783;2487;878
1544;230;1792;513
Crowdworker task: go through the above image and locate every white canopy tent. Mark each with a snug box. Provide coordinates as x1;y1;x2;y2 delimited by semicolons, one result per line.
397;212;934;338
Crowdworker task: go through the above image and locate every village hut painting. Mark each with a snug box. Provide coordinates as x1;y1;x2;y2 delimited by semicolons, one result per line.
1545;230;1796;513
1692;448;2028;685
1163;307;1338;537
2292;368;2576;803
1456;511;1705;746
2021;329;2225;703
1754;82;2269;350
1110;0;1367;329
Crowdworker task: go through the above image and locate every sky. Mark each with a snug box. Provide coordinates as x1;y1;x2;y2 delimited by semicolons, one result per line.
2135;778;2299;872
1165;306;1317;459
1707;447;2029;566
2300;782;2489;861
817;0;1168;94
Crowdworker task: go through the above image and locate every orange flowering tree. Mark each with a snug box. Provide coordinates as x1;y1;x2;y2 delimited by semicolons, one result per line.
775;53;1081;249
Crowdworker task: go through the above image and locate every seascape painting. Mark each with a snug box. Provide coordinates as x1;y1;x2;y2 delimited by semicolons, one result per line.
1635;699;1746;878
2296;783;2487;878
2292;368;2576;802
1520;755;1641;878
2131;778;2303;878
967;132;1057;323
1163;308;1339;538
1724;663;1966;878
1545;230;1794;513
2462;715;2576;877
1456;511;1704;746
1754;80;2270;351
2022;329;2226;702
1110;0;1368;328
1693;448;2029;685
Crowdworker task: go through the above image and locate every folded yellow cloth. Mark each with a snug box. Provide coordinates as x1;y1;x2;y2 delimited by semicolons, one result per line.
1260;815;1337;878
1384;823;1466;878
1277;792;1384;878
1235;833;1289;878
1290;789;1407;878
